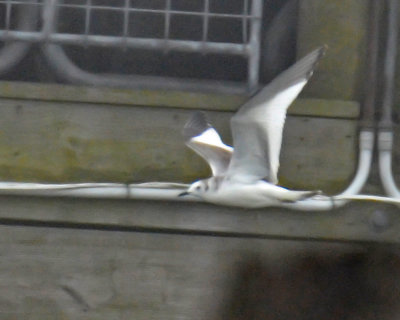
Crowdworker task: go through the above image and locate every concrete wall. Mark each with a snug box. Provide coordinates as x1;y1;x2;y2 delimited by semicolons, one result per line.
0;1;397;319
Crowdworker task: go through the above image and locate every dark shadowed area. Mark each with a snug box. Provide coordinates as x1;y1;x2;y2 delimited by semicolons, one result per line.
217;249;400;320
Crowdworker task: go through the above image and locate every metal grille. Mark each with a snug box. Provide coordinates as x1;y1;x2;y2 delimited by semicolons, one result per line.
0;0;263;93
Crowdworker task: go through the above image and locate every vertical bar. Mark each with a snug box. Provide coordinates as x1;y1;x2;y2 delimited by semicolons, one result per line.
42;0;57;39
242;0;248;43
202;0;209;42
83;0;92;48
5;0;12;30
247;0;262;92
122;0;129;50
85;0;92;36
380;0;399;130
361;0;381;129
123;0;130;38
164;0;171;39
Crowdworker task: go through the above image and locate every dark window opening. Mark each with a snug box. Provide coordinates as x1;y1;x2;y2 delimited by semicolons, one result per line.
0;0;297;92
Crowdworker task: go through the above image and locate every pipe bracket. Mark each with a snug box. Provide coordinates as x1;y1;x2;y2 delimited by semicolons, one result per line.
378;130;393;152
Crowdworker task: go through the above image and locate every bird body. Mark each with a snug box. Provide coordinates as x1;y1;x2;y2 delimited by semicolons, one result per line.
186;178;320;208
180;47;326;208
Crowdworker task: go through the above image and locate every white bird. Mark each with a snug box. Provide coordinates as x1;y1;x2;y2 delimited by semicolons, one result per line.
179;47;325;208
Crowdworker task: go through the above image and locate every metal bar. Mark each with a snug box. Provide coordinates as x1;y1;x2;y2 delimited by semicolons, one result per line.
247;0;262;91
5;0;11;30
47;4;257;19
0;0;41;3
242;0;249;43
164;0;171;39
202;0;209;42
0;0;256;19
121;0;130;50
42;0;57;38
123;0;129;37
0;30;250;55
84;0;91;36
0;0;42;5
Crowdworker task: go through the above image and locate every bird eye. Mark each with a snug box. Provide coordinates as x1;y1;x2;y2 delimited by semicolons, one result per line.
196;186;201;191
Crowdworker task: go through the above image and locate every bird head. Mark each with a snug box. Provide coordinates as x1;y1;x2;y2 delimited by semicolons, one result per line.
178;180;207;198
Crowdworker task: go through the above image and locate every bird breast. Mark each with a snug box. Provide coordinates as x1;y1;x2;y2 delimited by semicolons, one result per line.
202;180;283;208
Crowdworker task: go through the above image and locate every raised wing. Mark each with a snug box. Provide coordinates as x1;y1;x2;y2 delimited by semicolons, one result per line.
227;46;326;184
183;112;233;176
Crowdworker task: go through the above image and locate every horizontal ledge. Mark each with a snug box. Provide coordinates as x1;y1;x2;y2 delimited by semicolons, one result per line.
0;81;360;119
290;98;360;119
0;195;397;244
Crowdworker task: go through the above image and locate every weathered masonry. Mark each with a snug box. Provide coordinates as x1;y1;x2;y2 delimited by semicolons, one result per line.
0;1;399;319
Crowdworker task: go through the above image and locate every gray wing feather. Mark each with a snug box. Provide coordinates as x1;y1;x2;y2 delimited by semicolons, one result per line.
228;46;326;184
183;111;211;141
183;112;233;176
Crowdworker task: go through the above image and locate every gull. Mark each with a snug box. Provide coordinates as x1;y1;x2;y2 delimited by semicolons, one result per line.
179;47;325;208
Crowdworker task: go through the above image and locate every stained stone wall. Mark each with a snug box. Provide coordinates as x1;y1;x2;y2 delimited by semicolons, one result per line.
0;2;397;320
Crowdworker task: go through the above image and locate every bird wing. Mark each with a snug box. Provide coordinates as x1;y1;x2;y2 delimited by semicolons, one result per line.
183;111;233;176
227;46;326;184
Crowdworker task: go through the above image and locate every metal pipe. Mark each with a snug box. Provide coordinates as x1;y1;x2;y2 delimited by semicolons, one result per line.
379;131;400;197
381;0;399;127
361;0;382;129
380;0;398;130
283;130;374;211
378;0;400;198
286;0;382;211
0;0;38;75
0;31;250;55
284;0;384;210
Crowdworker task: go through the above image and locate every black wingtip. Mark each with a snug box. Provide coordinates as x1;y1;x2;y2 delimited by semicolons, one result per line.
182;111;212;140
304;45;327;80
315;45;328;62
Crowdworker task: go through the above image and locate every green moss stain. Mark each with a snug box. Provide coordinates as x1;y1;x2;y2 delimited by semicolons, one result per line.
297;0;368;101
0;132;207;183
0;114;357;190
0;81;246;111
0;87;358;188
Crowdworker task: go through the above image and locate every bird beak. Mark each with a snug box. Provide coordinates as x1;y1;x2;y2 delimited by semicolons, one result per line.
178;191;190;197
